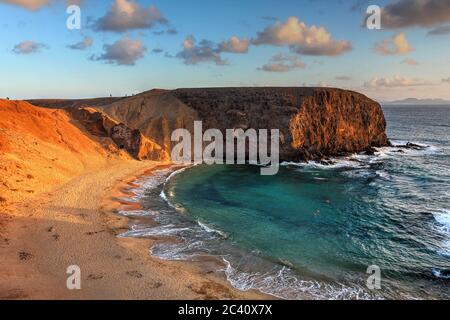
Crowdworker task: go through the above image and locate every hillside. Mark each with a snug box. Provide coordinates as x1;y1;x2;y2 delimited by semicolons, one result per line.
26;97;125;109
3;87;391;181
95;90;198;153
96;87;390;161
0;100;129;208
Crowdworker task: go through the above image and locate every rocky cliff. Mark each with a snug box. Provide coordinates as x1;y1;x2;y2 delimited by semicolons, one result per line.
96;87;389;162
0;100;129;207
70;107;169;161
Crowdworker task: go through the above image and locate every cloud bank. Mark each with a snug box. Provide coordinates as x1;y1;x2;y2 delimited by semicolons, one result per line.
381;0;450;29
12;40;47;54
374;33;413;55
176;35;250;66
365;75;428;88
91;37;146;66
0;0;49;10
68;36;93;50
252;16;352;56
95;0;167;32
259;53;306;72
218;36;250;54
400;58;419;66
0;0;82;10
176;36;227;66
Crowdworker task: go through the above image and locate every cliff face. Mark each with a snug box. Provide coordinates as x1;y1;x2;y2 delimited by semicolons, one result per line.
71;107;169;161
0;100;129;207
96;90;198;153
96;87;389;162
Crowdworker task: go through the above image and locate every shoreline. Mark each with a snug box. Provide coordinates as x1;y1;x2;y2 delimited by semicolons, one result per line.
0;160;269;300
104;163;272;300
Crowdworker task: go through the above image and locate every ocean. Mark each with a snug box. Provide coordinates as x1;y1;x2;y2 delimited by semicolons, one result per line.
119;105;450;300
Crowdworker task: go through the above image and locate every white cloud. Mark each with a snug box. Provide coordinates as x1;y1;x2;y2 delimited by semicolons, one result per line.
0;0;49;10
0;0;84;10
259;53;306;72
336;76;351;81
364;75;428;88
66;0;83;6
68;36;93;50
12;40;47;54
428;24;450;35
374;33;413;55
252;16;352;56
400;58;419;66
175;34;253;66
176;36;227;66
218;36;250;54
95;0;167;32
91;37;146;66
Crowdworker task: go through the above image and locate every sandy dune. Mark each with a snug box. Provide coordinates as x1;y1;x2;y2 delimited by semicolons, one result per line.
0;100;265;300
0;99;128;208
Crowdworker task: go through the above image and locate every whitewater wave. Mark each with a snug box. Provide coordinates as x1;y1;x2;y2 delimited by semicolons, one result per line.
280;141;439;172
119;224;192;238
432;268;450;279
433;210;450;234
116;141;448;299
159;165;193;209
118;209;158;217
197;220;228;238
281;158;365;170
433;210;450;257
122;168;172;202
150;240;208;261
222;258;379;300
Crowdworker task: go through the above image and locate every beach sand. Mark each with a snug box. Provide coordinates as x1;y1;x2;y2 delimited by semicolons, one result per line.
0;159;269;300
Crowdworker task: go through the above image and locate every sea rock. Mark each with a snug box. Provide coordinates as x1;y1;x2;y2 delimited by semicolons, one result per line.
404;142;427;150
362;146;377;156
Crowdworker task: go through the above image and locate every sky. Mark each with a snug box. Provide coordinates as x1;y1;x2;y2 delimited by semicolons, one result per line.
1;0;450;101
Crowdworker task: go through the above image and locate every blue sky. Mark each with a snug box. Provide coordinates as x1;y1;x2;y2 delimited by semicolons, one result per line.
1;0;450;101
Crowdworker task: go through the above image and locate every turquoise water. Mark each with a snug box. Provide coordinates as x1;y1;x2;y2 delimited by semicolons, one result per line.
121;105;450;299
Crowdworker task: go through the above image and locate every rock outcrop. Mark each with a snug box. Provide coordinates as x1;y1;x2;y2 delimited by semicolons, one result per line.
71;107;169;161
96;90;198;153
96;87;390;162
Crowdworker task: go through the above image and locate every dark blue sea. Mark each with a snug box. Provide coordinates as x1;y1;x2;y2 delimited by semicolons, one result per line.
120;105;450;299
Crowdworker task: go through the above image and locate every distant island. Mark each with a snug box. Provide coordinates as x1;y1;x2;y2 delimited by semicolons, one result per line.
383;98;450;105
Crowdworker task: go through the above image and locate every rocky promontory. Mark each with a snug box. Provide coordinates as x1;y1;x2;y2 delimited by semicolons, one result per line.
94;87;389;162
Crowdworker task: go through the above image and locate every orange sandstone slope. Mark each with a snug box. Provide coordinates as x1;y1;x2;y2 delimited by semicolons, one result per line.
0;99;130;208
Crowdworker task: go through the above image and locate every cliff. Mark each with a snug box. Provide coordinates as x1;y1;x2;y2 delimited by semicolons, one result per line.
95;90;198;153
96;87;390;161
0;100;128;207
0;99;173;209
70;107;169;161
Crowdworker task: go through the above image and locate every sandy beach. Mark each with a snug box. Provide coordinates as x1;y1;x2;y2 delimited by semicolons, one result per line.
0;159;268;300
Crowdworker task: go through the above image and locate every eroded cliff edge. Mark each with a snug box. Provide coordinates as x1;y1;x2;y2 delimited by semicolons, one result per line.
95;87;389;162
